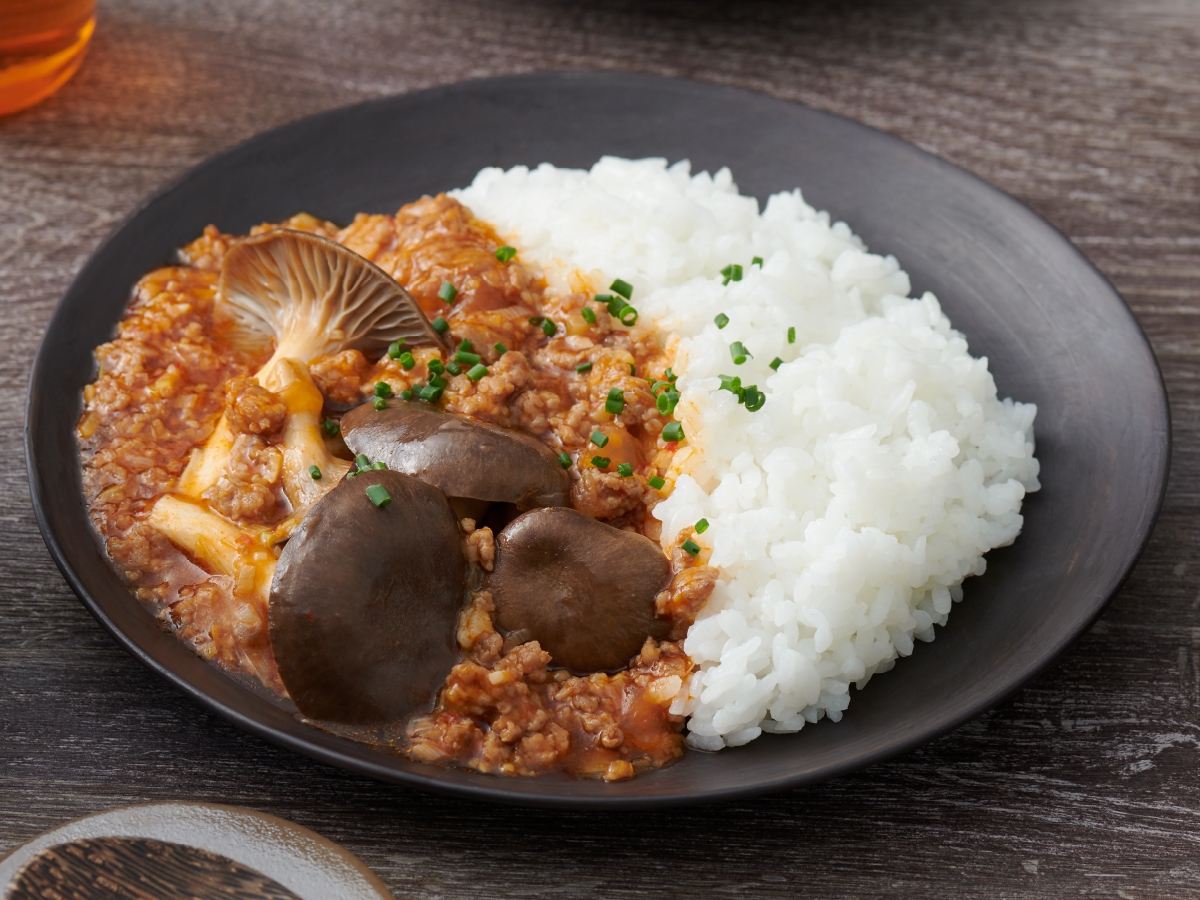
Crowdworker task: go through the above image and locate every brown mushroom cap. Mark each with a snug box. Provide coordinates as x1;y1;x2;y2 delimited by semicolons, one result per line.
488;508;672;674
268;469;466;725
341;401;570;511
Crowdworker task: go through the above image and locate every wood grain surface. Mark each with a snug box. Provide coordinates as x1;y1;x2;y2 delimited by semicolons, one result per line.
2;0;1198;896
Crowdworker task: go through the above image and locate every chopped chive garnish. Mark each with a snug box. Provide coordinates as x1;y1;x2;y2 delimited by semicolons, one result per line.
606;388;625;415
355;454;371;471
576;362;593;374
590;430;609;448
769;357;783;371
321;419;339;437
365;484;391;508
495;245;516;262
662;422;684;442
455;350;482;365
374;381;392;398
682;539;701;556
428;359;445;375
418;384;443;402
309;465;322;480
743;386;765;411
787;326;796;344
630;364;636;375
431;316;449;335
466;363;489;381
557;452;572;469
606;296;625;316
459;339;474;352
494;342;508;356
720;264;743;286
594;294;614;305
429;373;447;389
581;306;596;324
592;456;611;469
665;367;677;383
371;461;387;470
617;463;633;477
529;316;544;325
618;306;638;326
387;339;407;359
400;390;413;400
695;518;709;534
752;256;763;267
730;341;751;365
445;360;462;376
372;396;387;410
714;313;729;329
651;381;670;394
657;391;680;415
438;280;458;304
399;351;415;370
610;278;633;300
541;318;557;337
648;475;666;490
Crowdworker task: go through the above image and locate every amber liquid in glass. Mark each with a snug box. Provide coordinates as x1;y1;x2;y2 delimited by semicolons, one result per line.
0;0;94;115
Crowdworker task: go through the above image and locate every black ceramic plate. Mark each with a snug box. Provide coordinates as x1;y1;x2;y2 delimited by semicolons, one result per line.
26;72;1169;808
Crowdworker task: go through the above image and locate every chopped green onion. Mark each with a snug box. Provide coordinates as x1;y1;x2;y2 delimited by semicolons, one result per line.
446;360;462;376
695;518;709;534
428;359;445;375
528;316;543;325
730;341;751;365
466;363;489;381
605;296;625;316
720;264;743;286
541;318;557;337
618;306;638;326
617;462;633;477
682;538;701;556
374;381;392;398
438;280;458;304
399;351;415;370
576;361;593;374
400;390;413;400
657;391;680;415
387;339;406;359
355;454;371;471
365;484;391;508
714;313;729;329
769;357;783;371
592;456;611;469
557;452;572;469
371;461;386;470
665;367;677;383
346;471;357;478
309;465;322;480
787;326;796;344
455;350;482;365
494;342;508;356
372;396;387;410
606;388;625;415
418;384;443;402
431;316;449;335
594;294;614;305
752;256;763;267
651;380;671;394
459;339;474;352
321;419;340;437
495;245;517;262
742;386;765;411
630;364;636;375
429;374;447;389
590;430;609;448
581;306;596;324
648;475;666;490
610;278;633;300
662;422;684;442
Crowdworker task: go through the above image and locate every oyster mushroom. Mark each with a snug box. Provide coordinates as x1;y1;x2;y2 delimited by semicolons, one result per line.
488;507;672;674
340;401;570;513
268;469;466;724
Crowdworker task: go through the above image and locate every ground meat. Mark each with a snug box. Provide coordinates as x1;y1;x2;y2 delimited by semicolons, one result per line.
461;520;496;573
201;434;284;524
309;349;370;405
658;534;720;639
571;467;654;520
224;376;287;436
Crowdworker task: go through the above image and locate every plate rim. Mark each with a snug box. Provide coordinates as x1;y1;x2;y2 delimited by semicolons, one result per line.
24;70;1172;809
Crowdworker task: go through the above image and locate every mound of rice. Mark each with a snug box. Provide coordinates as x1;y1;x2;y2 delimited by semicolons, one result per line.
455;157;1040;750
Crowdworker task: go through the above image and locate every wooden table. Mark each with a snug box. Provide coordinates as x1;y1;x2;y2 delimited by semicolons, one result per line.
3;0;1198;895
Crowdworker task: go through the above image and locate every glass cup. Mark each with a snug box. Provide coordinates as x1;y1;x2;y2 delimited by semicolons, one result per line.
0;0;95;116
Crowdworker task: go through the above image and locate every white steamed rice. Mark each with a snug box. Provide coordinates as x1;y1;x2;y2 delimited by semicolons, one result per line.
454;157;1040;750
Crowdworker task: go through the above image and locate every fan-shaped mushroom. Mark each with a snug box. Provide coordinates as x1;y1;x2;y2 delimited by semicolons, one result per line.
268;469;466;725
340;401;570;512
488;508;672;674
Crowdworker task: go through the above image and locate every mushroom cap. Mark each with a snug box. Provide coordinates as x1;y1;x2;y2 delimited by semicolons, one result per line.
219;229;450;365
488;508;672;674
341;401;571;511
268;469;466;725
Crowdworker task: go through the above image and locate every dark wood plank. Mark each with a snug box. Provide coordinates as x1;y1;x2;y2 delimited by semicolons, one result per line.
3;0;1199;896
